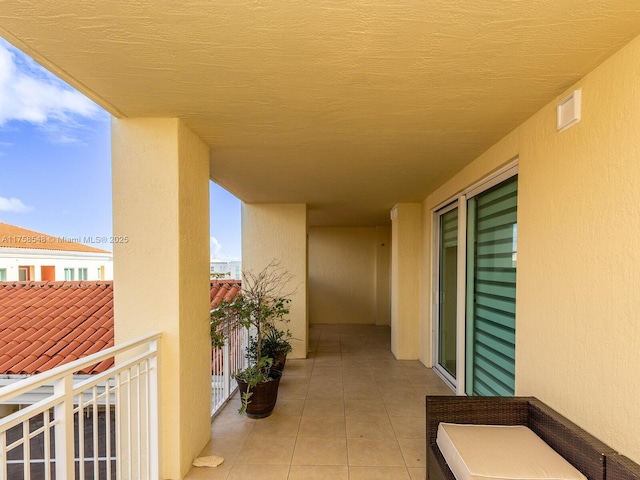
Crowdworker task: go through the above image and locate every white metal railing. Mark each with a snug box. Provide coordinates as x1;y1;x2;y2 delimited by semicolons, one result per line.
211;325;247;416
0;332;161;480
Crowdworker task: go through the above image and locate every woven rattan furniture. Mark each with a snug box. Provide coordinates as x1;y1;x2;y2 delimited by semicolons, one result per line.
606;454;640;480
426;396;617;480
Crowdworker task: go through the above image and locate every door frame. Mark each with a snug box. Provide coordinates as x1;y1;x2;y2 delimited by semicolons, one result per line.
431;158;519;396
432;200;460;390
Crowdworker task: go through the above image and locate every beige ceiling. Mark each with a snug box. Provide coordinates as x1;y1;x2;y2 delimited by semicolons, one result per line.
2;1;640;227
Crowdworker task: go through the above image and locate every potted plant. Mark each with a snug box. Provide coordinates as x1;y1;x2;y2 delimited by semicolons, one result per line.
246;323;293;372
210;262;293;418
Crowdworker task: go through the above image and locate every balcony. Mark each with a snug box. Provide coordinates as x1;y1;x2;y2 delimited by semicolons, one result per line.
186;323;452;480
0;333;160;479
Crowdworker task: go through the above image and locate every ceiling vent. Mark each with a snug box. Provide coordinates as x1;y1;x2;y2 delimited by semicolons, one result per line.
557;89;582;132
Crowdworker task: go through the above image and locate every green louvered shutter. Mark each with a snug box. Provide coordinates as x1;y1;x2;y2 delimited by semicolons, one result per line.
466;176;518;396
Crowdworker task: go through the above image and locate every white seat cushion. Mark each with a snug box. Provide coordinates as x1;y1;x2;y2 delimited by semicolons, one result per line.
436;423;587;480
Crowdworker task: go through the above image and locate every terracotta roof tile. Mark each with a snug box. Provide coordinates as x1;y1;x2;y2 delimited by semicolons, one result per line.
210;280;242;308
0;281;114;374
0;280;241;375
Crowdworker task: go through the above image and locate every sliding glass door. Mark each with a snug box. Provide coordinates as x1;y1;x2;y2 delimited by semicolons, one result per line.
434;167;518;396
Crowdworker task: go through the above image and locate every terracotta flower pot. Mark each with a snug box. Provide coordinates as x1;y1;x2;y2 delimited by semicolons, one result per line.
236;370;282;418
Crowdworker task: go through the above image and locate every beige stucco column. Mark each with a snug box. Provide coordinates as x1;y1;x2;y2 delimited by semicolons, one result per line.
242;203;308;358
112;118;211;479
390;203;422;359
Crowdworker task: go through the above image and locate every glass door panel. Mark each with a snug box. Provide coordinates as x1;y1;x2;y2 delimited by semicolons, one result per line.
466;175;518;396
437;206;458;379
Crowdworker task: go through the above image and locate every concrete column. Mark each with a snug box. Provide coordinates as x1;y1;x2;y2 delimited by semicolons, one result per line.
390;203;422;359
112;118;211;479
375;226;391;326
242;204;308;358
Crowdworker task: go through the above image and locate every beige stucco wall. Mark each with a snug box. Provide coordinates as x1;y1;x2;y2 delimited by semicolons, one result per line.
309;227;378;325
391;203;422;359
242;203;308;358
423;34;640;462
112;118;211;479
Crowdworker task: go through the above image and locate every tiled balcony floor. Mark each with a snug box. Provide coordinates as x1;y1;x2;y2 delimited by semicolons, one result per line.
185;324;453;480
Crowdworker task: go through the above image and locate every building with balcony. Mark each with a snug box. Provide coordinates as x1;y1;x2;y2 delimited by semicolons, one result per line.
210;260;242;280
1;2;640;479
0;222;113;281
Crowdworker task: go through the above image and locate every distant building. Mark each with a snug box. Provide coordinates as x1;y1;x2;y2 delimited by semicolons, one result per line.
210;259;241;279
0;222;113;281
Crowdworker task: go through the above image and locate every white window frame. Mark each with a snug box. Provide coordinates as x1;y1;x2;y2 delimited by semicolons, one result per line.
78;268;88;281
432;158;519;395
64;268;75;281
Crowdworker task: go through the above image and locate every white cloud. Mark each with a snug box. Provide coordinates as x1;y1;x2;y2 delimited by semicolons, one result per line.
210;236;223;260
0;196;32;213
0;38;105;141
210;235;241;262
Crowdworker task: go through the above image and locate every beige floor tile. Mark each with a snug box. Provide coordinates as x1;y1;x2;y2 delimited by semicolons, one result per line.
346;414;395;439
407;374;443;386
311;365;343;377
379;385;417;401
211;411;255;437
226;464;290;480
235;435;296;464
347;438;405;466
397;437;426;468
389;416;426;439
278;374;310;389
313;355;343;368
183;463;231;480
201;325;453;477
197;435;245;462
302;397;344;416
383;398;426;417
284;361;314;376
272;397;305;416
288;465;349;480
298;415;346;437
397;360;426;369
292;437;348;465
317;342;341;353
342;383;379;398
408;467;427;479
416;385;455;396
349;466;411;480
344;395;387;415
307;380;344;398
249;414;301;436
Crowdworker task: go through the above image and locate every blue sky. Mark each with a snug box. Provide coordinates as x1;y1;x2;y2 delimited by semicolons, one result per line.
0;37;241;261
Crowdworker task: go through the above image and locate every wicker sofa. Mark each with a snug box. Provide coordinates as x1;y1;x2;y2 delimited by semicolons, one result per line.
426;396;640;480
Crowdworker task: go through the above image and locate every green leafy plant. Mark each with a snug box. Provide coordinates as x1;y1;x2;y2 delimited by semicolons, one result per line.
246;313;293;366
210;261;294;414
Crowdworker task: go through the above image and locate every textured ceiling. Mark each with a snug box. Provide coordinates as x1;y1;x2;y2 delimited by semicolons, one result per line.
1;1;640;226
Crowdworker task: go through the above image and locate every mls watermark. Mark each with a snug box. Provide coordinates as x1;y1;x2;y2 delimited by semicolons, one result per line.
1;235;129;245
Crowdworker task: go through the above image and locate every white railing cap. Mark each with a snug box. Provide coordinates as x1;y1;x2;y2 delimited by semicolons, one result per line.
0;332;162;402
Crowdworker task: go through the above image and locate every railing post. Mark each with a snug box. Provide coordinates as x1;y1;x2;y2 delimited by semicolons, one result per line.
223;339;230;399
53;376;74;479
149;339;160;480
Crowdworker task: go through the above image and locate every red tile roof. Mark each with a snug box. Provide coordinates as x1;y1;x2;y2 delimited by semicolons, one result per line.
0;281;114;375
0;222;110;254
210;279;241;308
0;280;241;375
